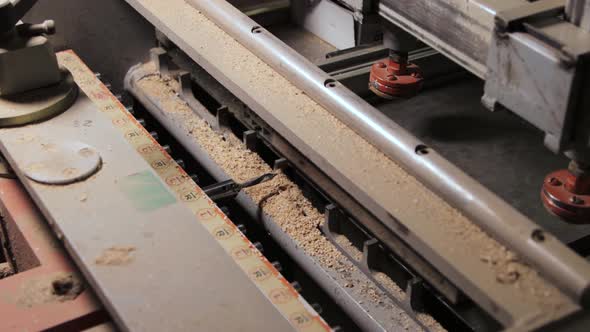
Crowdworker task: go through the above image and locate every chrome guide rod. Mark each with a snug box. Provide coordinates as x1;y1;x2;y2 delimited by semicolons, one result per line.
188;0;590;305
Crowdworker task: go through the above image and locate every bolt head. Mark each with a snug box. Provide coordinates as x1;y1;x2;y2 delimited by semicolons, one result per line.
43;20;56;35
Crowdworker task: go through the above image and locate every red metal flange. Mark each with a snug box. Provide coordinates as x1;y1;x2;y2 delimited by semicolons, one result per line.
369;53;424;99
541;168;590;224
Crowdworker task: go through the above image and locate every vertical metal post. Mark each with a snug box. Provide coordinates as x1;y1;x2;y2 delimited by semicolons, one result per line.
566;0;590;31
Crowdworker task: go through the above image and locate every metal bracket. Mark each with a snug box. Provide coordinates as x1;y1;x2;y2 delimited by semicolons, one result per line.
494;0;565;35
484;0;590;153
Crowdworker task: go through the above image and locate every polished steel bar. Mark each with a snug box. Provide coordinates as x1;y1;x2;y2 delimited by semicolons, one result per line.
188;0;590;305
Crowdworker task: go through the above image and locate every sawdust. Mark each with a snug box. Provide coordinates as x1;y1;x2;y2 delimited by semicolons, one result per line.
136;73;427;330
0;262;12;279
95;246;136;266
334;235;363;261
16;272;84;307
374;272;406;302
417;313;447;332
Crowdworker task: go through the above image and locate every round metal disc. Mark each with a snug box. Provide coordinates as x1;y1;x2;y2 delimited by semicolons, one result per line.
0;67;78;127
23;140;102;185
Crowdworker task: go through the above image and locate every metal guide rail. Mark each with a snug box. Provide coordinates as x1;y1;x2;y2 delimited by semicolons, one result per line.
0;50;330;332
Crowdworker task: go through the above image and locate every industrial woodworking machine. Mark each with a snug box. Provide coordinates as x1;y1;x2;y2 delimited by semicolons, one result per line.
2;0;590;331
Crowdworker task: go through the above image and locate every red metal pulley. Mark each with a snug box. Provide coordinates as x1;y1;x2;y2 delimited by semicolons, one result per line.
541;165;590;224
369;52;424;99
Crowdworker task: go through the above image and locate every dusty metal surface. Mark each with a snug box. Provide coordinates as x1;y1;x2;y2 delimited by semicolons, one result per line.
378;0;528;78
269;24;336;64
123;0;583;329
0;52;314;332
291;0;356;50
0;178;106;331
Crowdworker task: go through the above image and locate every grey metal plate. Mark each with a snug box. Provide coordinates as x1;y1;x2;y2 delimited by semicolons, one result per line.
0;88;293;331
292;0;355;50
378;0;529;78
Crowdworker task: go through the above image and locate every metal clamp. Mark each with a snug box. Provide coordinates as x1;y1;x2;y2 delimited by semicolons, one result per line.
203;172;277;201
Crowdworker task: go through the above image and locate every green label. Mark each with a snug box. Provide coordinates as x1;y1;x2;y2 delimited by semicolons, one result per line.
119;170;177;212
